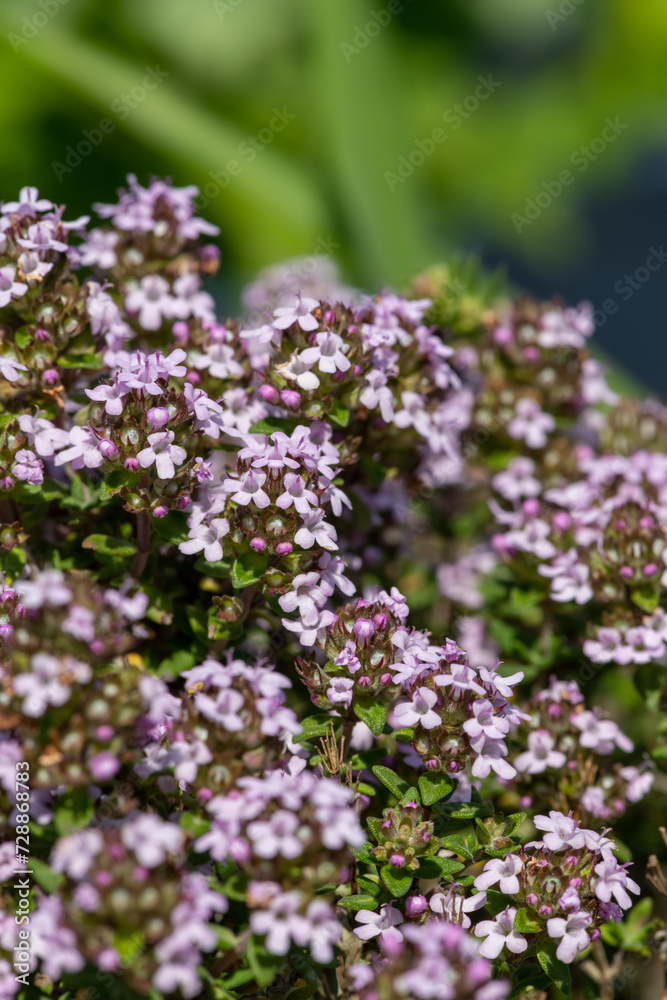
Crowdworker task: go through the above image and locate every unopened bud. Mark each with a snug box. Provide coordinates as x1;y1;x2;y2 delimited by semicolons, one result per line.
98;439;119;460
250;537;266;551
125;457;139;471
357;675;371;688
147;407;170;431
354;618;375;644
172;321;189;344
276;541;293;555
152;505;168;518
42;368;59;385
281;389;300;408
405;894;427;916
259;384;280;404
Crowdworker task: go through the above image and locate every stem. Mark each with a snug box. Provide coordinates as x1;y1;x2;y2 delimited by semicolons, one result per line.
131;511;151;579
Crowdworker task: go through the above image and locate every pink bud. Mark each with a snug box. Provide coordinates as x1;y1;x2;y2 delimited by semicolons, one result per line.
152;505;168;518
352;364;362;376
644;563;658;576
147;407;170;431
177;495;192;509
523;346;539;361
567;759;577;770
547;703;562;718
493;326;513;346
125;457;139;471
95;725;114;741
197;788;213;802
619;566;633;579
259;384;280;404
523;498;540;517
95;869;113;887
381;819;391;830
354;618;375;644
553;511;570;531
250;537;266;551
379;673;392;686
89;639;105;655
447;760;462;773
590;928;601;941
200;244;220;263
42;368;59;385
639;516;654;529
332;370;345;382
35;328;50;342
172;321;189;344
426;759;439;770
323;310;336;324
357;675;371;688
355;599;371;609
281;389;301;408
405;894;427;916
98;439;119;461
276;541;293;555
0;477;14;491
519;796;533;810
373;613;389;628
564;856;578;868
133;866;149;882
615;519;627;530
390;854;405;868
185;371;201;385
538;905;552;917
526;893;538;906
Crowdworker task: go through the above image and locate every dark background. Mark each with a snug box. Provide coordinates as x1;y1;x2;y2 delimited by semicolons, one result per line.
2;0;666;390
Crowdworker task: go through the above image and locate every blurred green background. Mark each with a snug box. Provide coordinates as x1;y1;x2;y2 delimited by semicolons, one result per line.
2;0;667;387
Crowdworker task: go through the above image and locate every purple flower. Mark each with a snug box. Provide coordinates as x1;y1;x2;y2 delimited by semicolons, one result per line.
507;397;555;448
0;355;28;381
393;688;441;730
248;810;304;859
283;608;336;647
54;426;104;470
463;699;510;741
571;711;633;754
278;572;331;626
276;473;318;514
0;266;27;306
326;677;354;708
2;186;54;217
475;907;527;959
546;910;592;963
137;430;187;480
470;736;516;780
272;294;320;331
250;891;311;956
300;331;351;374
120;814;184;867
514;730;566;774
78;228;118;268
12;449;44;485
179;518;229;562
354;903;404;950
474;855;524;895
592;859;640;910
89;751;120;781
294;509;338;551
16;220;68;253
125;275;175;330
223;469;270;508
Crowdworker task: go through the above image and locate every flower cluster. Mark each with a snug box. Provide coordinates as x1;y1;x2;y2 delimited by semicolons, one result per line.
472;810;640;964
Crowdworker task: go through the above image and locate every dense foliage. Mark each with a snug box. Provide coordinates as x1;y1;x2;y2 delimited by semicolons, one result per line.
0;178;665;1000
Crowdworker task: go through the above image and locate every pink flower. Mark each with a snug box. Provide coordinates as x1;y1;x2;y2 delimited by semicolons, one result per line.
475;907;527;959
514;730;566;774
546;910;592;963
508;397;555;448
0;265;27;306
137;430;187;480
474;855;524;895
326;677;354;709
354;903;404;950
272;294;320;331
179;518;230;562
223;469;270;508
393;688;441;730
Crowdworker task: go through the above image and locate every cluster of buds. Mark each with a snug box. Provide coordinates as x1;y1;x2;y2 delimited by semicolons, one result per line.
0;569;147;791
296;587;409;714
509;676;654;824
136;652;300;797
472;810;639;964
47;815;225;997
349;920;509;1000
370;800;437;872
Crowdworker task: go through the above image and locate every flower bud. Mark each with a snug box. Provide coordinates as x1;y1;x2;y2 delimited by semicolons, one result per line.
276;541;293;555
250;537;266;551
42;368;59;385
379;673;392;685
373;613;389;628
177;495;192;509
35;328;50;342
493;326;513;346
259;384;280;404
147;407;170;431
153;505;168;518
405;894;427;916
644;563;658;576
619;566;633;579
522;498;540;517
186;371;201;385
526;893;538;906
590;928;601;942
538;905;552;917
426;758;439;770
98;439;119;461
390;854;405;868
172;321;189;344
447;760;462;773
353;618;375;644
0;477;13;491
281;389;300;408
357;675;371;688
125;457;139;471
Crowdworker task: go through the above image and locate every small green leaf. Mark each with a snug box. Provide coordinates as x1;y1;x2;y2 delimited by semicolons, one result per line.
631;588;659;614
418;772;457;806
296;714;337;743
231;550;268;588
414;856;464;880
193;556;231;579
484;890;516;916
113;927;144;965
329;399;350;427
536;943;571;994
356;874;382;897
338;894;379;910
157;649;196;677
9;478;66;504
249;417;299;435
513;908;544;934
380;864;413;897
246;934;285;987
58;351;104;369
391;726;415;744
100;468;141;501
152;510;190;545
440;836;475;862
82;534;137;558
30;858;64;893
353;699;387;736
372;765;409;799
54;787;95;835
399;786;421;807
351;841;377;865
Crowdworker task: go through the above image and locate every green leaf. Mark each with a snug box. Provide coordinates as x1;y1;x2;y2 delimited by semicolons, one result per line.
631;588;659;614
440;835;475;862
157;649;196;677
356;874;382;897
329;399;350;426
418;772;457;806
513;908;544;934
392;726;415;744
249;417;300;435
100;468;141;501
399;786;421;807
231;550;267;589
296;713;337;743
193;556;232;579
536;943;571;994
484;890;516;916
30;858;64;893
9;478;66;504
380;864;413;897
152;511;190;545
82;534;137;558
338;894;379;911
353;699;387;736
54;787;95;835
372;765;409;799
113;927;144;965
246;933;286;987
414;856;465;880
58;351;104;369
351;841;377;864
